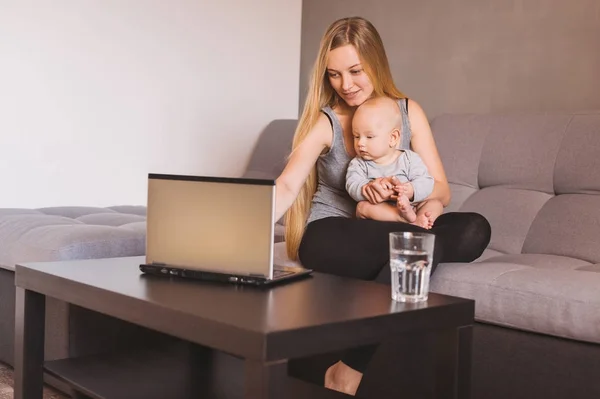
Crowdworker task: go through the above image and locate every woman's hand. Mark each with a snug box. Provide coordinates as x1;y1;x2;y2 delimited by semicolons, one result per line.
393;181;415;202
361;177;396;204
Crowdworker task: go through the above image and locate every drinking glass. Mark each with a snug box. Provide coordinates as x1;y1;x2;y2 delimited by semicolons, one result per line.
389;232;435;302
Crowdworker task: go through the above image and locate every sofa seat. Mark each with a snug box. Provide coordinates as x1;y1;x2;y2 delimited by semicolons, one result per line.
0;206;147;272
431;255;600;344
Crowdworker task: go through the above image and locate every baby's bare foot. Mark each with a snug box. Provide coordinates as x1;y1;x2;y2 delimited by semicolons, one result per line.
424;211;435;229
397;195;416;223
412;213;432;229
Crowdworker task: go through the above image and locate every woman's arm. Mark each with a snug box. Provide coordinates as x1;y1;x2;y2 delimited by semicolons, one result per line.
275;114;332;220
407;99;451;206
361;177;395;203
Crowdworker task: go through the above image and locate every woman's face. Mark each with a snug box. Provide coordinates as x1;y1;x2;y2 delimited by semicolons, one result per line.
326;45;374;108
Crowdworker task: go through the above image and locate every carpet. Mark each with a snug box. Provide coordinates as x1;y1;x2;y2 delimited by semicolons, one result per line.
0;362;68;399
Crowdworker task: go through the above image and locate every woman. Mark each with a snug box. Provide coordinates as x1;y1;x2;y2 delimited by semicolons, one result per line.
275;17;491;396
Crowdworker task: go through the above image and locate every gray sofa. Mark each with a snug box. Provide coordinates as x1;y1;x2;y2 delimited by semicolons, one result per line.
424;111;600;399
274;111;600;398
1;113;599;398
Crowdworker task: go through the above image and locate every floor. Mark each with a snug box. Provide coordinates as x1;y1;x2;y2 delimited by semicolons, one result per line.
0;362;68;399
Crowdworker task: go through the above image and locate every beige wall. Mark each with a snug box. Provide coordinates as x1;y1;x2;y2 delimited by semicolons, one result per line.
300;0;600;120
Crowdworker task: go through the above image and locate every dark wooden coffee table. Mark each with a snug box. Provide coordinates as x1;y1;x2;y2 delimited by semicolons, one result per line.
14;256;474;399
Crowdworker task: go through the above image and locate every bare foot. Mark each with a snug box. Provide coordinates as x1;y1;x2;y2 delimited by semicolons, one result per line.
424;211;435;229
413;211;434;229
397;194;416;223
324;361;363;396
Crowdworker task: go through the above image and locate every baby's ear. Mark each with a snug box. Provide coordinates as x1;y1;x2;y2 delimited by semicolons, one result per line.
390;128;401;147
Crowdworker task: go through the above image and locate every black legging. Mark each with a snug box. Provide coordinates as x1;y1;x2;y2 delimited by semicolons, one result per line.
298;212;491;376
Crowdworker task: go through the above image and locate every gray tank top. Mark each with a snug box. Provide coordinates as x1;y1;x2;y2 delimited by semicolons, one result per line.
306;98;412;224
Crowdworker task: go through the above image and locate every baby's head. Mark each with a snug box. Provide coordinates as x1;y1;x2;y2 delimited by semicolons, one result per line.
352;96;402;161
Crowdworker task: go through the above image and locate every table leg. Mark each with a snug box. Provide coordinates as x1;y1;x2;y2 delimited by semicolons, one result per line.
457;326;473;399
244;358;288;398
14;287;46;399
188;343;220;397
434;325;472;399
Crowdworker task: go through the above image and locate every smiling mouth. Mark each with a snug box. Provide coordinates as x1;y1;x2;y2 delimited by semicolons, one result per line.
344;90;360;98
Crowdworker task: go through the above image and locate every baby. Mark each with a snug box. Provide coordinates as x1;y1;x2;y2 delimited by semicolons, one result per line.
345;96;443;229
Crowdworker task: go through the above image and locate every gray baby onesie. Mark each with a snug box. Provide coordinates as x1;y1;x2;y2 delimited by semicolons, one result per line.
346;149;434;203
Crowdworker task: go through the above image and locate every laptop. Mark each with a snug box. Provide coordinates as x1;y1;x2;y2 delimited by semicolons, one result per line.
139;173;312;286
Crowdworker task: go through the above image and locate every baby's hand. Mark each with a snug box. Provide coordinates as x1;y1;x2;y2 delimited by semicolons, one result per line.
395;182;415;202
380;179;394;190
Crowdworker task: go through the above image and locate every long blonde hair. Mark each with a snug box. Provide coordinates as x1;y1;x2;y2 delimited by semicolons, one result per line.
285;17;406;260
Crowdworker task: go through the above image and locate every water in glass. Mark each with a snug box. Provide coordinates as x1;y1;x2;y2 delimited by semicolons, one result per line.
390;249;432;302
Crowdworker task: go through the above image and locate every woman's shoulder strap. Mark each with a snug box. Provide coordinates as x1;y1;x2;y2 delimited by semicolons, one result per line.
397;98;412;150
320;105;343;145
321;105;335;129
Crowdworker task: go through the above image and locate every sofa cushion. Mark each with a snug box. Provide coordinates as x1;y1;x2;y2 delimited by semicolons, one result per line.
522;195;600;263
553;114;600;194
477;115;570;193
0;207;147;271
243;119;296;180
430;114;489;190
476;248;505;261
459;187;552;255
444;185;478;214
430;255;600;344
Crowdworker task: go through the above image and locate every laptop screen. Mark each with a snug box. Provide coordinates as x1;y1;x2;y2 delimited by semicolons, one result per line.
146;174;276;278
